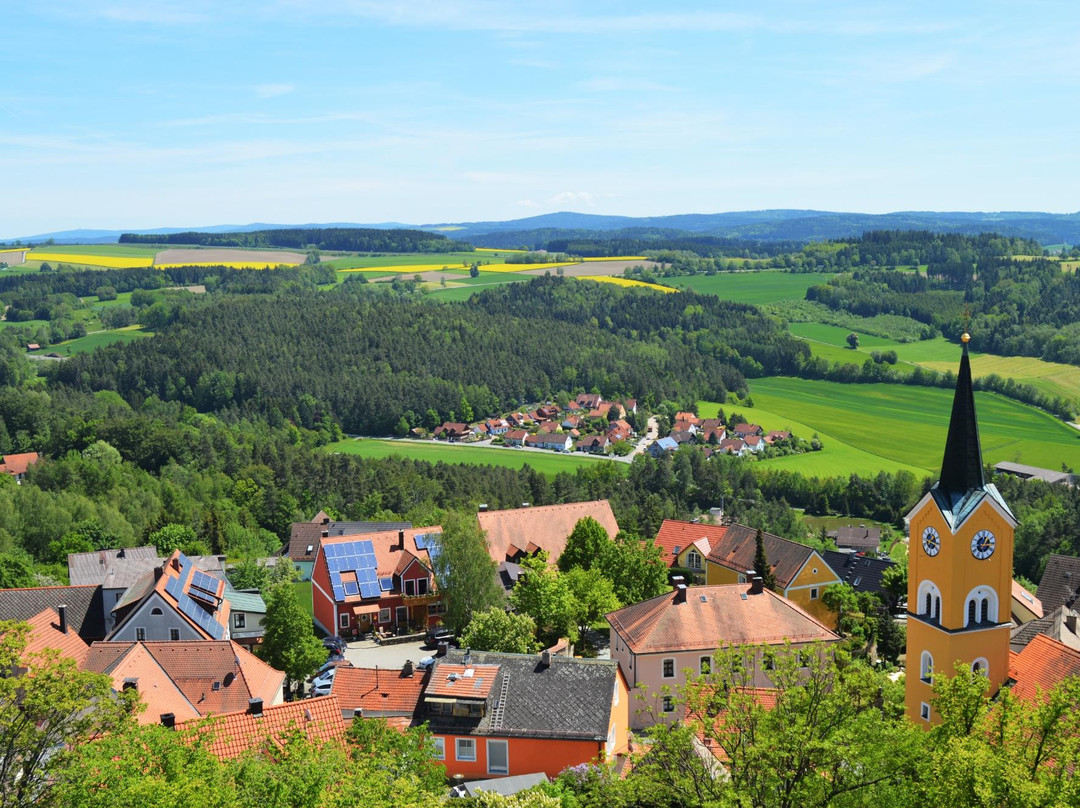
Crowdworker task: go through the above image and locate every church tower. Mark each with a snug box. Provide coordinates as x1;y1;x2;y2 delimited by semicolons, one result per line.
905;334;1016;724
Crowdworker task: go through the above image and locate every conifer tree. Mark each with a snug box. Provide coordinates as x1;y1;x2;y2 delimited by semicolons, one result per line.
753;528;778;591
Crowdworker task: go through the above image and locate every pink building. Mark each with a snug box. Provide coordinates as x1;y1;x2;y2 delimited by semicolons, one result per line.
606;581;839;729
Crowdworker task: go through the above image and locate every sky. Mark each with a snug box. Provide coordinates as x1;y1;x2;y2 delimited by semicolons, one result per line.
2;0;1079;236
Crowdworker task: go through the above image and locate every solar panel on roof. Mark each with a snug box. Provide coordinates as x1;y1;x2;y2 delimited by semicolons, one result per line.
332;585;346;600
379;577;393;591
359;583;379;599
413;533;428;550
190;570;221;598
165;576;183;600
343;581;359;596
177;593;225;640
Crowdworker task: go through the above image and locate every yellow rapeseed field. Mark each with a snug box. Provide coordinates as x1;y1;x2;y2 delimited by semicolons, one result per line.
581;256;649;261
477;262;578;273
577;276;675;293
26;252;153;268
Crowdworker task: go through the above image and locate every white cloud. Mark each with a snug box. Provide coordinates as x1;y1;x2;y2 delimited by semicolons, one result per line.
550;191;598;208
255;83;296;99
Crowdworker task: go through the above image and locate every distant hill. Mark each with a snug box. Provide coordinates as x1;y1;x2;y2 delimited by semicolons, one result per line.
6;210;1080;246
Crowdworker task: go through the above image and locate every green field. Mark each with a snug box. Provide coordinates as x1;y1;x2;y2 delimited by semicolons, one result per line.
323;251;481;270
325;437;618;476
743;377;1080;476
25;244;160;257
666;272;838;305
48;326;152;355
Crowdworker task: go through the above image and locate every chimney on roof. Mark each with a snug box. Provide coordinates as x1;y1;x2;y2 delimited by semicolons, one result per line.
540;649;551;668
57;604;68;635
118;547;126;559
398;530;405;551
321;530;329;538
122;677;138;692
322;516;330;525
479;504;489;512
154;566;163;581
1066;613;1078;635
521;502;530;508
403;660;414;678
99;550;106;566
673;584;688;604
160;713;175;729
750;576;764;595
463;648;471;667
248;698;263;717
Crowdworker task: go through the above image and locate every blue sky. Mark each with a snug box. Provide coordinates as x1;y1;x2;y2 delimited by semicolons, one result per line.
2;1;1078;236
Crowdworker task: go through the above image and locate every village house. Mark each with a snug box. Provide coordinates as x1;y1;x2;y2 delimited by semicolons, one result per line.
576;434;611;455
764;430;791;445
20;605;92;669
311;527;441;639
1035;553;1080;613
422;649;630;779
434;422;470;441
607;580;840;729
672;420;698;435
524;432;572;452
108;551;231;642
83;639;286;724
654;519;727;581
223;580;268;648
330;663;427;726
1010;605;1080;653
620;399;638;415
506;412;531;427
700;424;726;444
176;695;346;760
732;423;763;438
606;419;633;441
743;435;765;453
0;584;107;642
67;546;162;633
576;393;602;409
674;412;700;426
670;429;696;445
588;402;614;419
1010;580;1044;626
717;438;746;456
477;500;619;565
484;418;510;436
821;549;897;600
648;437;679;458
284;513;412;564
537;420;561;434
703;522;842;626
561;415;582;430
504;429;528;447
0;452;39;483
829;525;881;553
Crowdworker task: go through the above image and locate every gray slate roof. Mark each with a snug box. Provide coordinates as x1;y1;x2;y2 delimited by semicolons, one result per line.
0;585;106;640
68;546;160;588
1036;554;1080;613
286;520;412;561
426;649;617;741
822;550;895;596
1010;604;1080;653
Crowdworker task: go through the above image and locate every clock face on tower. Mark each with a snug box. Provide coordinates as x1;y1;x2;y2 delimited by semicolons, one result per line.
921;526;940;557
971;530;996;560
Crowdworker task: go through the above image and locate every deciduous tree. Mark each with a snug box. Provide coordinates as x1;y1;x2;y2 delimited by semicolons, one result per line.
460;607;540;655
429;512;502;635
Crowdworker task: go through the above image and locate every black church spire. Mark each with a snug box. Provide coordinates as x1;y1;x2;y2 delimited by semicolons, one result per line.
937;334;985;498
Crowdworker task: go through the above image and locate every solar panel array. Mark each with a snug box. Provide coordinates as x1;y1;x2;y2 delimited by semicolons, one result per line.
413;532;442;552
379;576;394;592
177;593;226;639
324;540;380;601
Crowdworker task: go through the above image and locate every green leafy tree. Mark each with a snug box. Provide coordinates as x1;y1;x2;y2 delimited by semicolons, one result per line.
510;553;581;645
846;332;860;349
0;621;139;808
881;561;908;610
752;528;778;591
148;523;200;555
0;554;35;589
460;607;540;654
597;531;668;605
346;718;445;794
557;516;610;572
256;582;325;694
429;512;503;635
564;566;620;636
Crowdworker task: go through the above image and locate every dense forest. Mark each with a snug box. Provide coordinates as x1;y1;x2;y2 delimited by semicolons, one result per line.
120;227;465;253
51;278;805;435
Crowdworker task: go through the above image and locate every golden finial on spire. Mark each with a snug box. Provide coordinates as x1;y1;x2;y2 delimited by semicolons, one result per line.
961;332;971;343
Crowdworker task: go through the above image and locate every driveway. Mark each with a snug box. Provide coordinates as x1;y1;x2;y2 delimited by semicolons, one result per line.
341;638;433;672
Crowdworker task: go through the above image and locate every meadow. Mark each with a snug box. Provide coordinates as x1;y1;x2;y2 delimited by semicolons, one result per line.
741;377;1080;476
47;326;152;355
324;437;617;476
666;272;838;305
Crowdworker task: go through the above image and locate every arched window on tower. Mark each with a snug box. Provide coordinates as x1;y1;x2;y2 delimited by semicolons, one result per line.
971;657;989;676
917;580;942;624
964;586;999;628
920;651;933;683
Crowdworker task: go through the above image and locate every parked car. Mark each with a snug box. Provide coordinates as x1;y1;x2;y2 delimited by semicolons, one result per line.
425;627;454;648
310;658;351;681
417;656;435;671
323;636;348;655
310;666;338;697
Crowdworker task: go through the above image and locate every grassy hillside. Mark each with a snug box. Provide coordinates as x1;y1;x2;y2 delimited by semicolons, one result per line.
744;377;1080;475
665;272;838;304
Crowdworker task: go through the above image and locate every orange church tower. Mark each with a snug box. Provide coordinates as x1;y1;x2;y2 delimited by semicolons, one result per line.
904;334;1017;724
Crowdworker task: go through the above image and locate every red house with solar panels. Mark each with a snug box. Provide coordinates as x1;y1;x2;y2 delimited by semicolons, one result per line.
311;527;442;639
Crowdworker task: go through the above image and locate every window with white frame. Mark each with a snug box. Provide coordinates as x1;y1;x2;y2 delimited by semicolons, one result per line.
972;657;989;676
135;627;146;641
920;651;933;683
810;587;819;600
234;613;246;629
417;577;428;595
340;613;350;629
920;702;931;721
379;608;391;623
405;579;416;596
686;550;702;570
432;737;445;760
150;607;163;616
455;738;476;761
487;740;509;774
662;658;675;678
662;696;675;713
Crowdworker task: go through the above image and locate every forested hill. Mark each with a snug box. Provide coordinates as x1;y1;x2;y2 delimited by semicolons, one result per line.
118;227;465;253
50;278;806;435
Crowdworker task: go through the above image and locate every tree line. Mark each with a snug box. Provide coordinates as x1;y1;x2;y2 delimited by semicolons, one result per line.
119;227;466;253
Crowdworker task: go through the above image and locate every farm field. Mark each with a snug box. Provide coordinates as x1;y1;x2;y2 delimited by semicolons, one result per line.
26;252;153;268
47;326;152;355
22;244;160;257
154;248;304;265
324;437;618;476
666;272;838;305
744;377;1080;475
576;276;675;292
322;252;481;270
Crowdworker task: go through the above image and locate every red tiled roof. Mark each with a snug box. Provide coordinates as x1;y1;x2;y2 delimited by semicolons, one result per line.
655;520;728;568
705;524;821;589
477;500;619;564
331;666;426;715
0;452;39;476
83;642;201;724
1009;633;1080;702
319;526;438;604
23;607;90;667
1012;579;1044;619
182;695;346;760
606;585;839;655
425;663;500;700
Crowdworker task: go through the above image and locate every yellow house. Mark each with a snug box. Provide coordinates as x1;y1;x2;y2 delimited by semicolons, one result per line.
905;335;1017;725
704;524;841;626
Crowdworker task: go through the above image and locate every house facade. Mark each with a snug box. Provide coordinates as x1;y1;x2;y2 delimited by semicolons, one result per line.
424;649;630;779
607;582;839;729
311;527;441;638
703;522;841;626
